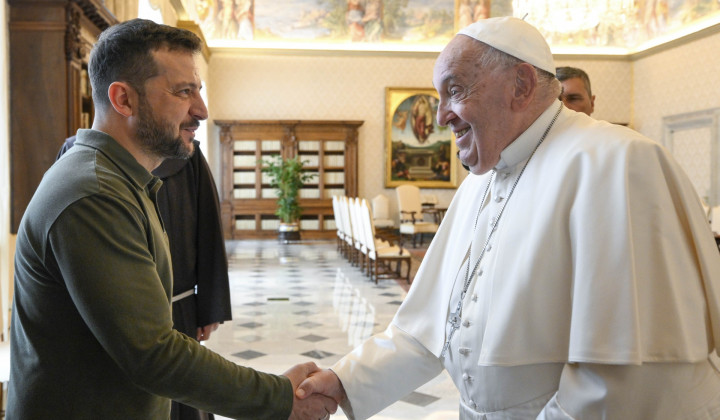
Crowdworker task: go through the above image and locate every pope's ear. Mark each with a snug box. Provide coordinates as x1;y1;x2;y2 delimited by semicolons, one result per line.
107;81;136;118
511;63;537;110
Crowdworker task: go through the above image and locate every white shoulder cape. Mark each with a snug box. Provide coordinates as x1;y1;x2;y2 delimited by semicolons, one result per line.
394;108;720;366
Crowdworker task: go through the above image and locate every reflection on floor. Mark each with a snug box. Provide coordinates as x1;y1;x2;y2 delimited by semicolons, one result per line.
206;239;459;419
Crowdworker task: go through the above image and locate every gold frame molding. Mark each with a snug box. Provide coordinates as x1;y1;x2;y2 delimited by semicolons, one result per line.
385;87;457;189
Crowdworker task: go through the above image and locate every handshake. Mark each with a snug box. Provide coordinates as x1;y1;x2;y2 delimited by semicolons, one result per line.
284;362;347;420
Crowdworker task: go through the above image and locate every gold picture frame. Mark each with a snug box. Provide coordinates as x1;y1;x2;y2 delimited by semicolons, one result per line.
385;87;457;188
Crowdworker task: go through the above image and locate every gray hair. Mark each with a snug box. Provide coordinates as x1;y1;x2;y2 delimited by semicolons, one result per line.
556;66;592;96
472;43;561;102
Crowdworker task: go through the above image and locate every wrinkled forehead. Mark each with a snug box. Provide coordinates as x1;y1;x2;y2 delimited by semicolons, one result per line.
434;36;482;83
439;35;475;62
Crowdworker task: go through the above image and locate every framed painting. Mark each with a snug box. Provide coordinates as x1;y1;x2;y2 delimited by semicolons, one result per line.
385;87;457;188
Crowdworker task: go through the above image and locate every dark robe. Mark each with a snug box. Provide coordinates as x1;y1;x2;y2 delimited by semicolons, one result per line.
58;137;232;420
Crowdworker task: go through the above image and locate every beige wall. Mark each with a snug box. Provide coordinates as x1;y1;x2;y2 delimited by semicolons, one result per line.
553;57;633;125
205;27;720;221
208;50;466;220
633;29;720;142
207;50;638;219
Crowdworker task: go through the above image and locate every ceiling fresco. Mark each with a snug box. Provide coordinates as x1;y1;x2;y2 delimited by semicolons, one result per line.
183;0;720;53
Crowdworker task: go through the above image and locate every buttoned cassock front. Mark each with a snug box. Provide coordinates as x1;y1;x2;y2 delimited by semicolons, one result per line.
331;104;720;419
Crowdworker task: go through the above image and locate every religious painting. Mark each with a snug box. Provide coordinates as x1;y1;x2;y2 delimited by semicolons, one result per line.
185;0;455;47
454;0;491;30
182;0;720;51
253;0;332;42
385;87;457;188
383;0;455;45
185;0;255;40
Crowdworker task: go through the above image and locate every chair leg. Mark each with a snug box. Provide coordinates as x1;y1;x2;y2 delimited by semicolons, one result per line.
373;260;379;284
405;258;411;283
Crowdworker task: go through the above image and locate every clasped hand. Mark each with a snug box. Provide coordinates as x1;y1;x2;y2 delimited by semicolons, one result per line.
284;362;346;420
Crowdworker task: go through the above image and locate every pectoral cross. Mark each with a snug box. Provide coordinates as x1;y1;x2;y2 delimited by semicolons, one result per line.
441;294;465;358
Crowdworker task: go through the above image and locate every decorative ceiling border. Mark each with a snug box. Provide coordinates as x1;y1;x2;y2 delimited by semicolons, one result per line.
167;1;720;60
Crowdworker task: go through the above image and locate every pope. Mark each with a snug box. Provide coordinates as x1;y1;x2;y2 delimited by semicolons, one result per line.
296;16;720;419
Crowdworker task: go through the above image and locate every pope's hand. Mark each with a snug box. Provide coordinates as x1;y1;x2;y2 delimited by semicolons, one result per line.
296;368;347;405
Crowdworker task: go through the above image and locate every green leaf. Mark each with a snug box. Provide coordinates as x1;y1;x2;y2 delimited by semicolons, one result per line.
258;155;317;223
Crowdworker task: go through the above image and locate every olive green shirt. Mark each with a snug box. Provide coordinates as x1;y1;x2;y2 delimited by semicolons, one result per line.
9;129;292;419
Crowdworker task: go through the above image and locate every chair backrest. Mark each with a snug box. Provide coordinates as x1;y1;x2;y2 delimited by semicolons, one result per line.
348;197;360;246
711;206;720;234
348;197;364;247
701;199;710;223
396;185;423;218
359;199;378;253
331;195;343;234
371;194;390;220
340;196;355;240
420;193;438;207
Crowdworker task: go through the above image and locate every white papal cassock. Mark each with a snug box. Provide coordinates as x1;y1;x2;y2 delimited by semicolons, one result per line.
332;103;720;419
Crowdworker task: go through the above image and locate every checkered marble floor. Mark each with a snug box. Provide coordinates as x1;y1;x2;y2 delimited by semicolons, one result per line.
205;239;459;419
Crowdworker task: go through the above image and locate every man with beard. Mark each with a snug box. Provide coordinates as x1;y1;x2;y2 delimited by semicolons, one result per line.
295;17;720;419
9;19;336;420
56;135;232;420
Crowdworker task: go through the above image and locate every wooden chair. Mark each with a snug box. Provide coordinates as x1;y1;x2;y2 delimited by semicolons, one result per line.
396;185;438;247
371;194;394;232
331;195;346;255
359;199;412;284
711;206;720;253
338;196;356;264
348;197;368;271
711;206;720;235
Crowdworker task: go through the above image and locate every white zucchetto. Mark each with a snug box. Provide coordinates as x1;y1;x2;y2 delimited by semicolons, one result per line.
457;16;556;75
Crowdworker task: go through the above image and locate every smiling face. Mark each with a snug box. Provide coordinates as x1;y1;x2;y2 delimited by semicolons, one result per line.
135;48;208;159
433;36;516;175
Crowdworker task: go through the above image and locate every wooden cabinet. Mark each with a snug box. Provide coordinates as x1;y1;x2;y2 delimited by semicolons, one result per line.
8;0;117;232
215;120;363;239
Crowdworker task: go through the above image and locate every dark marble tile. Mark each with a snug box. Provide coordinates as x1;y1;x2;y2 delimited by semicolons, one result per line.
295;321;322;328
232;350;265;360
300;350;335;359
298;334;327;343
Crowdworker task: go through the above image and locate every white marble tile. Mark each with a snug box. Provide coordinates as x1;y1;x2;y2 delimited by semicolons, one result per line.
207;239;459;419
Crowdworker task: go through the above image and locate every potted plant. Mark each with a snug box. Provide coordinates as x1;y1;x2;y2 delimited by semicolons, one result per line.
260;155;316;242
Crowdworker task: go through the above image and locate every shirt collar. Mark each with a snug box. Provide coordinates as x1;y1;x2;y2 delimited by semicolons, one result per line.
496;101;563;170
75;129;158;191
